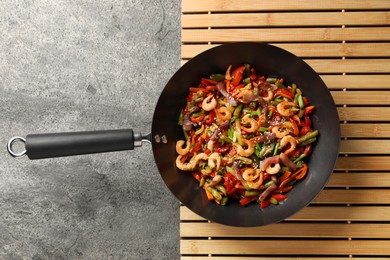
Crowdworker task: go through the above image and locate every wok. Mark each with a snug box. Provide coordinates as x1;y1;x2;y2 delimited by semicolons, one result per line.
7;42;340;227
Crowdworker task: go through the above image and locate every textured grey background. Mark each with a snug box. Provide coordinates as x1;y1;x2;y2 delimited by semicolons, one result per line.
0;0;181;259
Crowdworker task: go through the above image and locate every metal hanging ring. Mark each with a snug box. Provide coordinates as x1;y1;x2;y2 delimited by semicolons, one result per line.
7;136;27;158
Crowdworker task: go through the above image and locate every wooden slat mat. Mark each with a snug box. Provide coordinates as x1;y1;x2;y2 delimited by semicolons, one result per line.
180;0;390;258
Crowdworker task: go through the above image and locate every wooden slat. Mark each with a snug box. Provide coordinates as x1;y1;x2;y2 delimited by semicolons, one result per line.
340;140;390;154
182;0;390;12
183;12;390;28
181;240;390;255
314;189;390;204
307;59;390;73
321;75;390;89
181;222;390;238
327;172;390;187
337;107;390;121
290;206;390;221
182;27;390;43
332;91;390;105
335;156;390;171
180;206;390;221
340;123;390;138
182;43;390;58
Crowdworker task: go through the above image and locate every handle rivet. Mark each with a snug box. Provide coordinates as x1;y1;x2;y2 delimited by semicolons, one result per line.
154;134;161;143
161;135;168;143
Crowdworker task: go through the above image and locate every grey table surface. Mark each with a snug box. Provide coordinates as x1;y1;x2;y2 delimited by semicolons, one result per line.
0;1;181;259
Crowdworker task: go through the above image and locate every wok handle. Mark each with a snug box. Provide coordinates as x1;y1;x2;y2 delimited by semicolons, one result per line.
7;129;151;160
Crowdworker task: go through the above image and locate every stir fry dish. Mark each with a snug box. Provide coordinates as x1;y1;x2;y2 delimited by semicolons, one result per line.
176;64;318;208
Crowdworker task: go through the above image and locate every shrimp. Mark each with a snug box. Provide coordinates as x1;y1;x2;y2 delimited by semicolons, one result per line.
175;153;208;171
202;95;217;111
240;117;259;133
208;152;221;171
242;168;263;189
217;106;232;121
277;101;299;117
233;138;255;157
176;139;191;155
280;135;297;155
207;140;214;152
266;162;281;175
271;126;289;138
262;89;274;102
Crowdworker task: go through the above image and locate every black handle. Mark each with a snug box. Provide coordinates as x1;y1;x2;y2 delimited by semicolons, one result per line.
24;129;136;159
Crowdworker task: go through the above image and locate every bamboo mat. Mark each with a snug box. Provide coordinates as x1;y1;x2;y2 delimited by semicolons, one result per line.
180;0;390;259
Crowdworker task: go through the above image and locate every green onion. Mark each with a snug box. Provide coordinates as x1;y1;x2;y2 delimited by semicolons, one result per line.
210;73;225;81
298;130;319;144
297;94;304;109
245;190;261;197
264;180;275;188
258;126;269;132
270;197;279;205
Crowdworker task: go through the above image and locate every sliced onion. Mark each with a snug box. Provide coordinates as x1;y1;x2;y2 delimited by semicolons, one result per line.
217;82;238;107
210;120;230;141
233;160;242;180
279;152;298;171
260;155;280;171
182;106;199;131
259;183;278;201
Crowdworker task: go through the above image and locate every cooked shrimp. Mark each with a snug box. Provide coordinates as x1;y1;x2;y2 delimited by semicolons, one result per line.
233;138;254;157
218;106;232;121
240;117;259;133
175;153;208;171
271;125;290;138
207;140;214;152
277;101;299;117
280;135;297;155
262;89;273;101
266;162;281;175
242;168;263;189
202;95;217;111
208;152;221;171
176;139;191;155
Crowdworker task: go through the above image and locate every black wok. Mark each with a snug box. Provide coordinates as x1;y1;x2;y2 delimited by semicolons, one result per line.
8;43;340;227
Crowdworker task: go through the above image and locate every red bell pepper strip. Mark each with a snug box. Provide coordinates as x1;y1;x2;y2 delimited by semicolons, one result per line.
303;97;310;106
304;105;315;115
192;172;203;181
275;88;294;100
260;198;271;208
190;113;205;123
239;196;257;206
191;137;204;153
214;143;231;153
271;194;288;201
201;78;218;86
205;110;216;125
231;66;245;86
303;144;312;155
288;117;299;136
224;173;238;195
